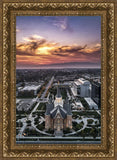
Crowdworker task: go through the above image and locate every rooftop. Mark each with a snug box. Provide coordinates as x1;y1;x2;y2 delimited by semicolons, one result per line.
75;101;84;108
84;98;98;109
74;78;90;86
18;85;41;91
50;105;67;119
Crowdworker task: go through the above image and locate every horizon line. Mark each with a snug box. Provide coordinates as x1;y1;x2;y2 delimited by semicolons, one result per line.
16;67;101;70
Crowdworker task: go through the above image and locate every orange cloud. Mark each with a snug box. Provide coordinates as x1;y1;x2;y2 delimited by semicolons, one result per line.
16;35;101;67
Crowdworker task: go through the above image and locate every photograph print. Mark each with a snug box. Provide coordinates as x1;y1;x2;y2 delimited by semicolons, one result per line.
16;16;101;144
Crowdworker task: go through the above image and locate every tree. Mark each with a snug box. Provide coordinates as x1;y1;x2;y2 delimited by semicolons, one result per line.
90;127;98;139
81;130;85;139
63;127;71;134
47;128;54;134
87;119;93;125
26;120;31;126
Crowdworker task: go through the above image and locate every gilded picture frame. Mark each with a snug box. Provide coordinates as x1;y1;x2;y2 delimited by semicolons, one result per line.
0;0;117;159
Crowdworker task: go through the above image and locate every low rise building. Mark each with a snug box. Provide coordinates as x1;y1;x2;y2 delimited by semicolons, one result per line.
18;84;41;97
16;99;36;112
84;97;98;110
72;100;84;110
75;101;84;110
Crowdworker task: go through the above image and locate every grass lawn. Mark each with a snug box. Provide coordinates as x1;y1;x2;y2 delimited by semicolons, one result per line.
37;103;46;111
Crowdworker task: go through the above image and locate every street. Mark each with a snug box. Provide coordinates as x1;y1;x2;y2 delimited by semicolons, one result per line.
41;76;54;99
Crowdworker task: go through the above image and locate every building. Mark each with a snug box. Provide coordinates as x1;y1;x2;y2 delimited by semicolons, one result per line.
16;99;36;112
91;81;101;108
45;84;72;137
74;101;84;110
72;78;91;97
18;84;41;97
84;98;98;110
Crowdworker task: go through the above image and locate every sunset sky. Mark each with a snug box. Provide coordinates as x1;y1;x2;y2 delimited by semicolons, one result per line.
16;16;101;69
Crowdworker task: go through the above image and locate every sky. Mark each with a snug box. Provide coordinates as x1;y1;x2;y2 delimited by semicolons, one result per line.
16;16;101;69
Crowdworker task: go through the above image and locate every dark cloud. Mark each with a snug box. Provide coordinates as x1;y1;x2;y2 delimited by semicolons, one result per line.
16;49;34;56
50;45;87;56
50;44;101;60
16;37;47;56
28;39;46;50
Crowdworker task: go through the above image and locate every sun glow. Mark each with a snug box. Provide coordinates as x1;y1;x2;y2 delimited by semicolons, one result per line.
36;46;54;55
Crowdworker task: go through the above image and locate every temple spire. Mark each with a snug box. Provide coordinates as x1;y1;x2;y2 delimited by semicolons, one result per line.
56;81;61;98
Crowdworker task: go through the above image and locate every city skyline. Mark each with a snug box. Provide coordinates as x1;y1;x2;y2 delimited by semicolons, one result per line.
16;16;101;69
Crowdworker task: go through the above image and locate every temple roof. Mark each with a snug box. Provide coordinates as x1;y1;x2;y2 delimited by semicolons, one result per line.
63;98;72;115
50;105;67;119
45;102;54;115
